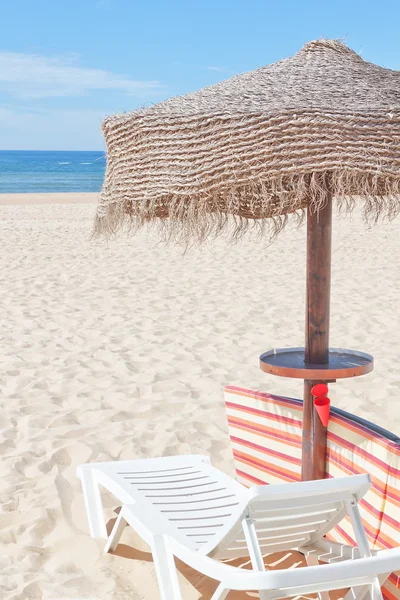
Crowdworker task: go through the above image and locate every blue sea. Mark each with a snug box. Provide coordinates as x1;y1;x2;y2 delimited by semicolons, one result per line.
0;150;106;193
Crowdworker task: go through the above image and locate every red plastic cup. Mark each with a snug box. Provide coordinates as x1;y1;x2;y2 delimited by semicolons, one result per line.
314;396;330;427
311;383;329;398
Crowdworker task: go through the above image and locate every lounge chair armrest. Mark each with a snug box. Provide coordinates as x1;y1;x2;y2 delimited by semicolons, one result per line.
168;538;400;593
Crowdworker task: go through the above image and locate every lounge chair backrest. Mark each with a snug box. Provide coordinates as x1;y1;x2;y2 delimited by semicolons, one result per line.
80;454;248;552
211;474;371;559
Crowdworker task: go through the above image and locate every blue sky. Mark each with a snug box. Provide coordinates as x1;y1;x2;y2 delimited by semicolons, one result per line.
0;0;399;150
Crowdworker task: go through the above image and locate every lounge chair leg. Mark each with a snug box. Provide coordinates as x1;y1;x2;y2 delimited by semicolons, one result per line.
242;515;269;600
347;501;384;600
152;534;183;600
105;510;127;553
370;577;384;600
305;552;330;600
79;469;107;539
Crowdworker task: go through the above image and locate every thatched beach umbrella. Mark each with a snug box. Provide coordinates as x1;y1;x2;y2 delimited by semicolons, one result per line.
95;39;400;481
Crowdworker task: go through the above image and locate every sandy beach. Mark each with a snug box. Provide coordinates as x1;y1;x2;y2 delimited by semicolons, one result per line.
1;194;400;600
0;193;99;205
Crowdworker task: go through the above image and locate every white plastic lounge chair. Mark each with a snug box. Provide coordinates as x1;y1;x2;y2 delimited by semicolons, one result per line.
77;455;400;600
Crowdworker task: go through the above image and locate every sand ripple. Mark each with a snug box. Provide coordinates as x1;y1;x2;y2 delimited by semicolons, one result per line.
1;202;399;599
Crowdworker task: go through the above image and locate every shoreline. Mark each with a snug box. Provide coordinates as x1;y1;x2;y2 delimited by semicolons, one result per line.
0;192;99;205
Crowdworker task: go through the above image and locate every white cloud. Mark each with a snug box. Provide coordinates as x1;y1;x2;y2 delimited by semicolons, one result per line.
0;52;163;99
206;66;229;72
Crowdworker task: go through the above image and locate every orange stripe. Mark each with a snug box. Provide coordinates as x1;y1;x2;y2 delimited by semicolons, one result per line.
226;388;400;563
328;431;400;478
233;449;300;482
388;572;400;586
227;415;302;447
329;524;356;546
230;437;400;541
382;586;399;600
228;395;400;504
230;434;301;466
334;513;380;548
228;395;400;483
232;440;400;547
375;529;400;550
228;399;400;503
236;469;269;486
226;400;303;428
328;448;400;515
226;386;400;455
225;387;303;414
329;415;400;455
234;445;400;543
328;447;387;493
366;507;400;539
328;451;400;543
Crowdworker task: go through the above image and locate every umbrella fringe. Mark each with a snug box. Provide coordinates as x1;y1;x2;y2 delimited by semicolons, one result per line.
93;169;400;246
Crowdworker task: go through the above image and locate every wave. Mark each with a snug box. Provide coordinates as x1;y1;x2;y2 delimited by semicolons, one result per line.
80;162;91;165
58;161;70;165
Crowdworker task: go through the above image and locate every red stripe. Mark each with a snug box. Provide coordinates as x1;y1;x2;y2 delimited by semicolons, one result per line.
234;440;400;540
328;431;400;479
328;448;400;506
227;416;301;447
330;524;356;546
328;518;394;550
362;502;400;539
370;480;400;506
225;386;302;409
230;435;301;466
227;394;400;477
328;451;400;534
233;451;299;482
226;385;400;455
226;388;400;563
330;415;400;456
388;572;400;586
330;412;400;448
382;580;400;600
362;501;400;536
235;468;269;486
236;468;399;593
226;400;303;428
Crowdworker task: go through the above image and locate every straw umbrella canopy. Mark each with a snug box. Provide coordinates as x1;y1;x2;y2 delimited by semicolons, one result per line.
95;39;400;480
96;39;400;240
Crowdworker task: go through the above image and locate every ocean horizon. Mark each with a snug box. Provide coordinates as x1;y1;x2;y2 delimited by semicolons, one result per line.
0;150;106;193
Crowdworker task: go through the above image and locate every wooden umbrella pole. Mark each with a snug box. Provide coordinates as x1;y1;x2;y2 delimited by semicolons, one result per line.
302;192;333;481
